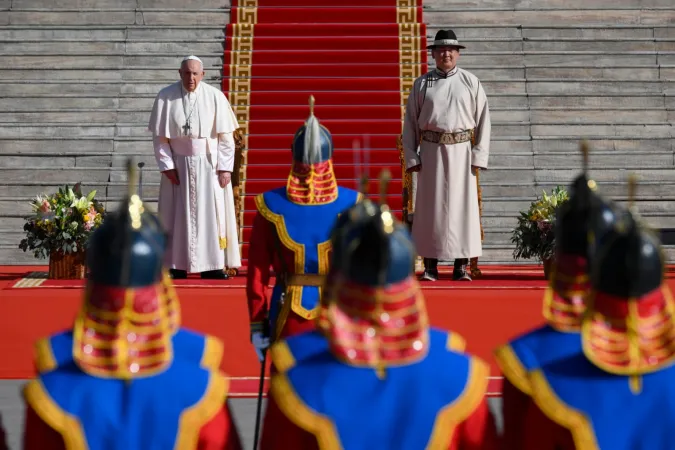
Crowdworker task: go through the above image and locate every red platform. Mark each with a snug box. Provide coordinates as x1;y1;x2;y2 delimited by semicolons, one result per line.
6;265;673;398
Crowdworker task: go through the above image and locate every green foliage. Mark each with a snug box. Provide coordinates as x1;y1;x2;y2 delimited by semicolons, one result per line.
18;183;105;260
511;186;570;262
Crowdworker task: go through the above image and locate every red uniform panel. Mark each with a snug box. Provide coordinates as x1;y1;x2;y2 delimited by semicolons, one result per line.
22;403;243;450
260;395;500;450
499;378;532;450
522;401;575;450
246;211;316;338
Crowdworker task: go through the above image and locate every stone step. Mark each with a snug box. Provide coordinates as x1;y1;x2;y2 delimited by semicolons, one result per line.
0;136;533;154
527;80;667;95
0;225;514;247
0;93;534;109
476;52;669;67
425;0;674;8
530;95;668;109
533;168;675;183
1;66;669;83
478;182;675;198
532;137;674;152
0;69;223;81
0;134;667;152
0;52;668;70
481;198;675;215
0;25;226;40
2;9;231;26
478;211;674;230
0;138;116;153
421;53;662;67
0;108;536;124
427;37;675;53
0;246;52;264
8;196;673;218
11;0;230;8
524;67;663;80
533;151;674;168
0;122;533;139
1;107;671;124
530;109;669;123
0;79;669;97
0;24;668;41
3;180;675;202
0;40;224;54
5;165;675;186
0;55;225;69
531;124;673;138
0;111;120;123
0;149;671;171
521;40;672;52
429;25;661;40
7;244;672;265
425;9;675;26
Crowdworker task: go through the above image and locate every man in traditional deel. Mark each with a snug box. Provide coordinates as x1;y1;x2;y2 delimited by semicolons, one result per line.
402;29;491;282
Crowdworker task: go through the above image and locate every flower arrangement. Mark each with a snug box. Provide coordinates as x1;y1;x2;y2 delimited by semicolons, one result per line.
18;183;105;260
511;186;570;263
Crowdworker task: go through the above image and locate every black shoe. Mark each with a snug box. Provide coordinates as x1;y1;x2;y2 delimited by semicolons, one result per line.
452;259;472;281
420;270;439;282
169;269;187;279
420;257;439;281
200;270;229;280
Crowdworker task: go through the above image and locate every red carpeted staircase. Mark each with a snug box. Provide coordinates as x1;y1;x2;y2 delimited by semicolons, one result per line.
223;0;427;265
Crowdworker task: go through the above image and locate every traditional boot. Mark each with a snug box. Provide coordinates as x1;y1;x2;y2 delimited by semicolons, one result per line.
470;257;482;278
420;258;439;281
453;258;472;281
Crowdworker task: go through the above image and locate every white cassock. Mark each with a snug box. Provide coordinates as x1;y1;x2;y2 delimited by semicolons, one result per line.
402;66;491;260
148;80;242;273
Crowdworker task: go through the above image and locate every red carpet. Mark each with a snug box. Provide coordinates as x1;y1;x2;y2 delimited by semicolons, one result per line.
223;0;427;267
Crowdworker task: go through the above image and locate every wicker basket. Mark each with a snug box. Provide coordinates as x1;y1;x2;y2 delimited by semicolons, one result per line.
48;250;87;280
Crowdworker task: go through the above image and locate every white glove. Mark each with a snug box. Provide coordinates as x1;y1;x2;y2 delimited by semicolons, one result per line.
252;332;270;362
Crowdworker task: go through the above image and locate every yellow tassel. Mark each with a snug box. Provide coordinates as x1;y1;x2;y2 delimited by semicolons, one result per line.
219;237;227;250
375;365;386;380
629;376;642;394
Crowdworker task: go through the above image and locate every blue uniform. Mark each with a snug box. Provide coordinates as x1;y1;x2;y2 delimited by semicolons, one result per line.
23;359;229;450
526;335;675;449
267;328;488;449
254;186;360;333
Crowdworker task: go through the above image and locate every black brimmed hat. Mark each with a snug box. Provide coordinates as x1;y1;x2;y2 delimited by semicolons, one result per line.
427;29;465;50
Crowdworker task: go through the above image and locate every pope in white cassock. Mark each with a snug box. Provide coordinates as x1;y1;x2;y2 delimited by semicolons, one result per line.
148;55;241;280
402;30;491;282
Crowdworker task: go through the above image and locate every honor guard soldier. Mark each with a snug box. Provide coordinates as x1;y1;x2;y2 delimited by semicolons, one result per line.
495;143;620;449
259;172;498;450
246;96;362;362
32;254;225;375
21;161;242;450
501;177;675;449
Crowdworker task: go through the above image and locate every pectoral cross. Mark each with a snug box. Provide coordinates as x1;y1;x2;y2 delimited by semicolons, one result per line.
182;121;191;135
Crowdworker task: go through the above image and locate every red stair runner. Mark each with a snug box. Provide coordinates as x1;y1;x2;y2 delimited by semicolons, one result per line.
223;0;427;263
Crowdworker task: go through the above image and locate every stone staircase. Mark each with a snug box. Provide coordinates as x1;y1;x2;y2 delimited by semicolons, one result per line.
424;0;675;263
0;0;231;263
0;0;674;264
